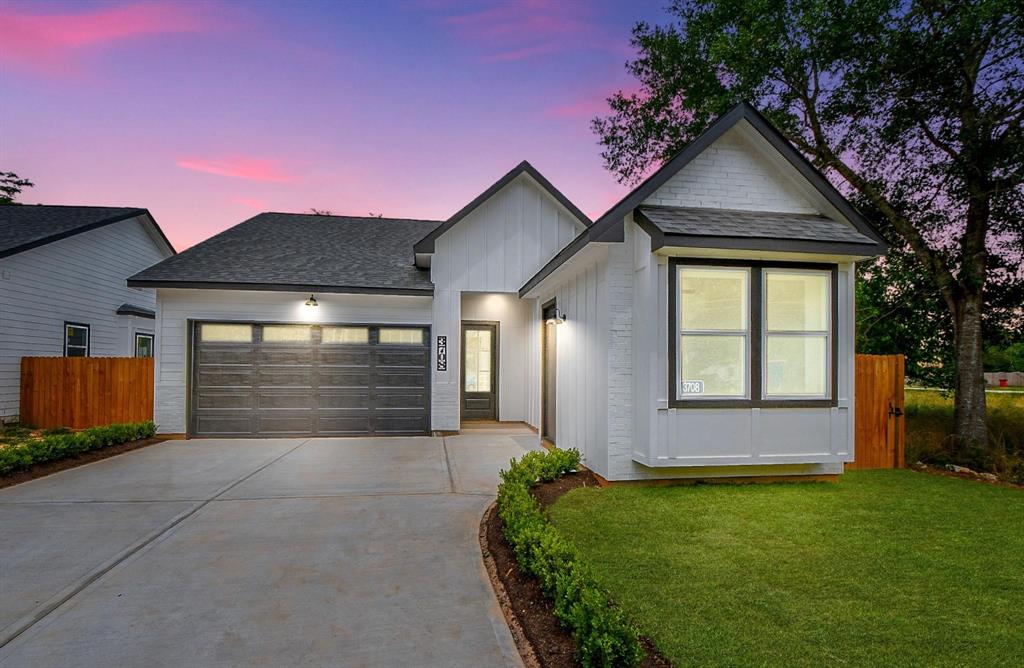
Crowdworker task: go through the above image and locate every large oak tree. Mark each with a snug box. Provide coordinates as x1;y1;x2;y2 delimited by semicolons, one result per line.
594;0;1023;446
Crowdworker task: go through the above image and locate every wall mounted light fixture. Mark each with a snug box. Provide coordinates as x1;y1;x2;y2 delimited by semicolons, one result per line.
545;308;566;325
305;294;319;307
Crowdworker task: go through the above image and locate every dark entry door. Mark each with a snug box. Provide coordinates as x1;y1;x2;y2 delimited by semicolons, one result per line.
190;322;430;437
461;323;497;421
542;306;557;443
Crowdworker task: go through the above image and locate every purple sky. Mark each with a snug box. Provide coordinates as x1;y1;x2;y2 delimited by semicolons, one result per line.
2;0;666;250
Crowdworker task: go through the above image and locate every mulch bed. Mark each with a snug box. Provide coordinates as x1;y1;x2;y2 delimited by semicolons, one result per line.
0;437;165;489
480;470;672;668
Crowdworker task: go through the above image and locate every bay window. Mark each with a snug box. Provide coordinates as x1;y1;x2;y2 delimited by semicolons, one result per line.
670;259;837;407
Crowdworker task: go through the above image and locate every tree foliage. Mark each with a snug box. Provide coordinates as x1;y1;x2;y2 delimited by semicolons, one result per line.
0;171;34;205
593;0;1024;444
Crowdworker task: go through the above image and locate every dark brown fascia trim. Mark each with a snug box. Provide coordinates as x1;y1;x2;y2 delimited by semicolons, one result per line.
116;304;156;319
126;280;433;297
138;210;177;256
518;226;593;297
667;257;840;409
0;208;154;259
413;160;591;256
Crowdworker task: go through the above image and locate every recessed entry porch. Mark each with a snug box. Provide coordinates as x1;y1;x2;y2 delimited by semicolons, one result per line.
457;293;539;432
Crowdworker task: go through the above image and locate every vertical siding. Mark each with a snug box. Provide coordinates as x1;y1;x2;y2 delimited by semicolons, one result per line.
429;173;586;431
538;255;609;476
0;217;168;419
154;289;432;434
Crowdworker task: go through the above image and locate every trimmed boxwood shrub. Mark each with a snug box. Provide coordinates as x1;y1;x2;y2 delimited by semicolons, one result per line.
0;421;156;475
497;448;644;667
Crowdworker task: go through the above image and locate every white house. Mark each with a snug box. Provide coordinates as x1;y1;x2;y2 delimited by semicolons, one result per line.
130;103;886;481
0;205;175;422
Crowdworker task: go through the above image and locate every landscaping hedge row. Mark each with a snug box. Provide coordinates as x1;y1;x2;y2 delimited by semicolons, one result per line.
496;448;643;667
0;421;156;475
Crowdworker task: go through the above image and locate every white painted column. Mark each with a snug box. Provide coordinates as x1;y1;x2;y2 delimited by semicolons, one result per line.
431;288;461;431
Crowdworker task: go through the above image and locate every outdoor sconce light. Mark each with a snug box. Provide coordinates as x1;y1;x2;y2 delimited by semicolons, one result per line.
545;308;566;325
305;294;319;307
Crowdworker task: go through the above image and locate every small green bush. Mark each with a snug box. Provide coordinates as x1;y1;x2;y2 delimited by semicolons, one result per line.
497;448;644;667
0;421;156;475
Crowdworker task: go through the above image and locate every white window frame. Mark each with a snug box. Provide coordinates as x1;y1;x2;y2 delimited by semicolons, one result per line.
675;265;752;401
64;322;90;357
761;268;832;400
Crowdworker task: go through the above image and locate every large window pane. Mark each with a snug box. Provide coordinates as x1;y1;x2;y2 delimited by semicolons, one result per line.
765;335;827;396
679;267;749;330
200;323;252;342
262;325;312;342
765;271;829;331
679;335;746;397
464;329;492;392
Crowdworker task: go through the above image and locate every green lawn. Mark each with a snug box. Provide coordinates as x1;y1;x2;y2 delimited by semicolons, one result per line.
550;470;1024;667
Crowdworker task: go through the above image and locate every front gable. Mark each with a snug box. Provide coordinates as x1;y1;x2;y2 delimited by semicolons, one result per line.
425;163;589;293
644;125;818;214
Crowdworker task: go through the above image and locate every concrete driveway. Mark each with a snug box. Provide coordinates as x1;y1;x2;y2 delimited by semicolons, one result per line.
0;427;539;667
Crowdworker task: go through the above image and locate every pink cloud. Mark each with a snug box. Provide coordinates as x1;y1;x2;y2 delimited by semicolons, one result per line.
177;156;298;183
546;85;643;120
435;0;595;63
0;3;208;76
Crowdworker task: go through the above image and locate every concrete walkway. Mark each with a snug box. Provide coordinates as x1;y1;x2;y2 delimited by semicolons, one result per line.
0;429;540;667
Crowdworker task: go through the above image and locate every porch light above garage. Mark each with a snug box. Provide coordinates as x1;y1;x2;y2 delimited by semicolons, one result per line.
305;294;319;307
545;308;566;325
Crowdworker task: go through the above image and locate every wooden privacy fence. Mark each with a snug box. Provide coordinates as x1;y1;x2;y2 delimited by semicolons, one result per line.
849;354;905;470
20;357;154;429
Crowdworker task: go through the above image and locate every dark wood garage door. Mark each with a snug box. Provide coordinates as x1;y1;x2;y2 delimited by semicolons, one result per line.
190;322;430;437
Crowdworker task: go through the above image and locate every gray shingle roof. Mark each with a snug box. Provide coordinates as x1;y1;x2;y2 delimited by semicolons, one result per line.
0;205;149;258
129;213;441;294
636;205;878;245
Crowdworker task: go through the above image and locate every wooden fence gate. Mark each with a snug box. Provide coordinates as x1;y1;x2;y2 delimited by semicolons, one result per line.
849;354;905;470
20;357;154;429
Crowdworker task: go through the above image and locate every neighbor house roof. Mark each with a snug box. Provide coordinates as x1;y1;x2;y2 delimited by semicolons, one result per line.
413;160;591;259
128;213;440;295
634;205;880;255
520;101;889;296
0;205;174;259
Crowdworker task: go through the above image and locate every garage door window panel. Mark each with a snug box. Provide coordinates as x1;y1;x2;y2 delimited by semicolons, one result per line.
201;323;252;342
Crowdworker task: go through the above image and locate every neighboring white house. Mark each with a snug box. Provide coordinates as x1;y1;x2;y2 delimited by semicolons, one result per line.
0;205;176;422
130;103;887;481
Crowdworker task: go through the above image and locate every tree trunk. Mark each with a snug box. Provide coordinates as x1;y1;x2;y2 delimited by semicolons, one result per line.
951;291;988;448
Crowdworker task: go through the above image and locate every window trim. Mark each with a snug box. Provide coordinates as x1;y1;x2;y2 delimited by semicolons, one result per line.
63;321;90;357
668;258;838;409
134;332;155;358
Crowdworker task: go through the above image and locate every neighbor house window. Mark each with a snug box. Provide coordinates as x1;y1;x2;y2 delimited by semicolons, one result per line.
670;260;836;407
135;333;154;358
64;322;90;357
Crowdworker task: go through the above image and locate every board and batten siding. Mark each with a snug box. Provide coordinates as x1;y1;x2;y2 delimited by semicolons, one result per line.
153;288;432;434
0;216;167;419
430;173;586;431
534;251;611;477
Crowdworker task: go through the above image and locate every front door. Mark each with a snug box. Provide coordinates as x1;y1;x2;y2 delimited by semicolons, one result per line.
461;323;497;421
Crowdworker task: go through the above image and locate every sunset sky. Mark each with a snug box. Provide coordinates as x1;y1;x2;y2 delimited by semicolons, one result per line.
1;0;666;250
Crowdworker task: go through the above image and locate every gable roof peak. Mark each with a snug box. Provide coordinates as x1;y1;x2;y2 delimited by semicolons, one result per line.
413;160;590;257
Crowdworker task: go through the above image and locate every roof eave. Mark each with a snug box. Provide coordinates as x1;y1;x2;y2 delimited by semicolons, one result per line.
0;208;152;259
126;279;434;297
654;234;886;258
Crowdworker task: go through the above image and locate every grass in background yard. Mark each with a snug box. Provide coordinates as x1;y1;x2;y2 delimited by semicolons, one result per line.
906;389;1024;481
551;471;1024;667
